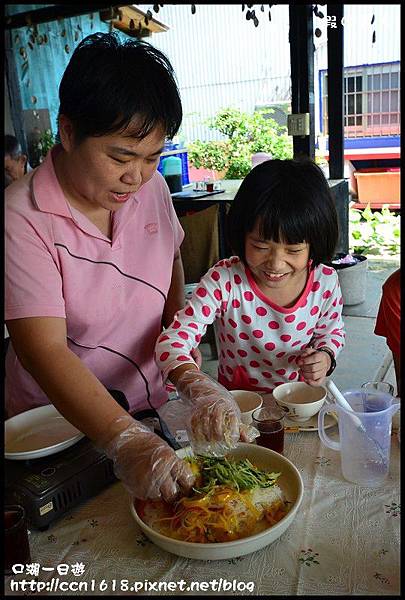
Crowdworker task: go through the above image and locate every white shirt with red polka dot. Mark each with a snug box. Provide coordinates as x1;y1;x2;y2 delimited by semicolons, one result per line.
156;257;345;393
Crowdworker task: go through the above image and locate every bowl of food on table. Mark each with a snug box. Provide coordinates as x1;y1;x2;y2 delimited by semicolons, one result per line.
130;443;303;560
272;382;327;423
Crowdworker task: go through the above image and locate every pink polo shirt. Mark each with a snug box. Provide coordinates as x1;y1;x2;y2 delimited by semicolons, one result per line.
5;146;184;417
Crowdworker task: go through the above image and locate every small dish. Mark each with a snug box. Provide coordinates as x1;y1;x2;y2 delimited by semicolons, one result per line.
285;411;337;432
5;404;85;460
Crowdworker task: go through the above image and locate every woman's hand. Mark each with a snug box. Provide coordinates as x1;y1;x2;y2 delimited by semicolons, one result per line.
102;415;195;502
297;348;331;385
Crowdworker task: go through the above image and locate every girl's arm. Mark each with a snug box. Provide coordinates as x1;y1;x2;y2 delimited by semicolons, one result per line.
155;264;229;383
310;273;345;357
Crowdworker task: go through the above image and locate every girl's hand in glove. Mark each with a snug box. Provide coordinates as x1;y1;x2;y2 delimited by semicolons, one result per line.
175;370;254;455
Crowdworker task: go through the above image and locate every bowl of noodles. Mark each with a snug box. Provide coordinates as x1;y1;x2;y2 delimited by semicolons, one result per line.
130;443;303;560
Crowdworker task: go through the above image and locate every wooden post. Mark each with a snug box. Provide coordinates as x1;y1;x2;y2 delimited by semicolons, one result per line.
327;4;344;179
289;4;315;159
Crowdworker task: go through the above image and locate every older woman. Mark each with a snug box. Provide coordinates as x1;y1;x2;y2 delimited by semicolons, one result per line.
5;32;224;502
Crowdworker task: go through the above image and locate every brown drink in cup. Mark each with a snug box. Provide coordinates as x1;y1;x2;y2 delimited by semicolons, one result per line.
5;505;31;575
252;406;286;454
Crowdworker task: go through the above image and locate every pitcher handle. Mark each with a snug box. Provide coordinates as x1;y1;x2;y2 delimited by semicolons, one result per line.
318;404;341;451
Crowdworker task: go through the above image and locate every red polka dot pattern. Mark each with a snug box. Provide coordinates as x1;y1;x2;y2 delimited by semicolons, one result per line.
227;334;235;343
285;314;295;323
238;349;248;357
262;372;272;378
276;352;285;358
202;305;211;317
310;306;319;315
178;331;188;340
296;321;306;330
251;346;261;354
188;322;198;330
322;267;334;275
265;342;275;351
214;289;222;301
232;299;241;308
185;306;194;316
280;334;291;342
177;355;190;361
256;307;267;316
211;270;220;281
244;291;254;301
159;334;169;342
228;318;237;328
288;371;298;380
225;281;232;293
234;274;242;284
160;352;169;361
250;360;260;368
312;281;320;292
269;321;280;329
239;332;249;340
242;315;252;324
323;290;332;299
253;330;264;338
172;321;181;329
171;342;184;348
196;287;207;298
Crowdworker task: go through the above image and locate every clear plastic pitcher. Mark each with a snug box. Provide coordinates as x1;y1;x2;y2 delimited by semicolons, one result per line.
318;389;399;487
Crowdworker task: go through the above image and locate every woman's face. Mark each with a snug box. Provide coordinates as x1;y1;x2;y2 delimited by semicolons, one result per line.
57;117;166;212
245;222;310;292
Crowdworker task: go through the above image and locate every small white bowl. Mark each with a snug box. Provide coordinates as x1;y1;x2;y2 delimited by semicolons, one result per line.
230;390;263;425
273;382;327;423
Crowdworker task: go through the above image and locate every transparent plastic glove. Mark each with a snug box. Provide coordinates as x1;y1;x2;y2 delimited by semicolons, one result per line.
102;415;195;502
175;370;258;456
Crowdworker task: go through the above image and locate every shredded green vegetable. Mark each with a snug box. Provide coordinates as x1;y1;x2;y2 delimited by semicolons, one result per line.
185;455;281;493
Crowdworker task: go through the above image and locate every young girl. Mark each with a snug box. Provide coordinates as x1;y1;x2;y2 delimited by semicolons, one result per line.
155;158;345;398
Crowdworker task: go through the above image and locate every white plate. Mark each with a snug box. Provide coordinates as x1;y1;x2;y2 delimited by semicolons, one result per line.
130;443;304;560
5;404;85;460
284;411;338;432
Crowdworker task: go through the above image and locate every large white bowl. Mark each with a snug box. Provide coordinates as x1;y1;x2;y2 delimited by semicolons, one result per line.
130;443;304;560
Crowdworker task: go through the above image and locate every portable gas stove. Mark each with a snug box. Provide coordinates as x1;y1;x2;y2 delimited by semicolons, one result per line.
5;437;116;530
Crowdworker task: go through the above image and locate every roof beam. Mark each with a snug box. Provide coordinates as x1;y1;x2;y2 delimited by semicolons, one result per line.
4;4;123;29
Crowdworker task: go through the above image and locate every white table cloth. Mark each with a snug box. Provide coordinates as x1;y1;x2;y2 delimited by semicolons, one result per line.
5;424;400;596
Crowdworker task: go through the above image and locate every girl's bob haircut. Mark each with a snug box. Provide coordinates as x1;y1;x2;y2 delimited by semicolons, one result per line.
226;157;339;268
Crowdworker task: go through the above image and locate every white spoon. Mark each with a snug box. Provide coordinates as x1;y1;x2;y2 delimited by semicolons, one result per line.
326;380;363;429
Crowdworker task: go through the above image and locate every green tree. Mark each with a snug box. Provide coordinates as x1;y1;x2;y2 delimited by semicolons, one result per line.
188;107;293;179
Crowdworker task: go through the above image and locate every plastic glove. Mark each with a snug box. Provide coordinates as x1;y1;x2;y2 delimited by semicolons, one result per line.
102;415;195;501
175;370;255;456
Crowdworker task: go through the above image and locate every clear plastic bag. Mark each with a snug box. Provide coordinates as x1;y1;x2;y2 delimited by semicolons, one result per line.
158;372;259;457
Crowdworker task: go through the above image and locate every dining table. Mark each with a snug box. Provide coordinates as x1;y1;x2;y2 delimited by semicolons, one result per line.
5;416;400;597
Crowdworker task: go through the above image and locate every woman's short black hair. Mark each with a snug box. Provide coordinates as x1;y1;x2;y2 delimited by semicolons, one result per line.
226;158;339;268
58;31;182;142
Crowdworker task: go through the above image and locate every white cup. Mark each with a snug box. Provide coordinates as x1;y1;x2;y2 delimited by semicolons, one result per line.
230;390;263;425
273;382;327;422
